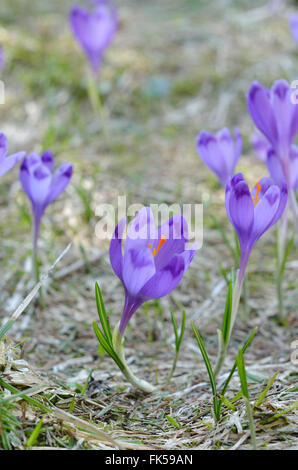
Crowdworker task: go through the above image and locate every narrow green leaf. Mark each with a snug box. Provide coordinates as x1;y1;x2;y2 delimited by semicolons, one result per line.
254;372;279;407
95;282;112;344
280;235;295;275
165;415;181;429
0;385;40;405
177;310;186;352
170;308;178;345
221;327;258;397
191;321;219;420
236;349;249;399
81;369;93;396
0;378;51;413
26;417;43;449
221;276;233;345
218;394;236;412
236;348;257;450
92;322;125;371
0;320;15;341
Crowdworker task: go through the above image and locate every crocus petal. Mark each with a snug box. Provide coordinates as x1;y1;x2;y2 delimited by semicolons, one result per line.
267;149;285;186
271;80;294;158
20;157;52;212
0;132;8;161
225;173;245;223
154;215;189;270
217;127;240;176
290;146;298;190
124;206;156;254
139;254;185;300
41;150;54;172
109;217;126;281
250;184;281;246
119;292;143;336
46;163;73;205
251;133;271;162
270;182;288;226
0;151;25;177
122;247;156;297
197;130;229;186
247;81;278;147
229;179;254;250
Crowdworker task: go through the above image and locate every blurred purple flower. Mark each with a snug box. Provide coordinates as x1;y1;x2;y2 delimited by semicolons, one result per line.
250;132;298;192
247;80;298;163
20;151;73;250
226;173;287;283
110;207;197;335
250;133;271;163
289;14;298;46
69;0;118;75
196;127;242;187
267;146;298;191
0;132;25;178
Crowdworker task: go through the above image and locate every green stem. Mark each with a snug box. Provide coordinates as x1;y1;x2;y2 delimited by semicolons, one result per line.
245;398;257;450
241;274;249;320
32;243;45;309
276;209;288;325
86;69;110;146
214;273;243;378
112;325;156;393
167;352;178;382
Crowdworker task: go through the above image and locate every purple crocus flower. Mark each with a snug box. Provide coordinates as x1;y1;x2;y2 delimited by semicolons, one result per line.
250;133;271;163
69;0;118;75
289;14;298;46
196;127;242;187
110;207;197;336
20;151;73;250
247;80;298;164
0;132;25;178
250;132;298;191
267;147;298;191
226;173;287;284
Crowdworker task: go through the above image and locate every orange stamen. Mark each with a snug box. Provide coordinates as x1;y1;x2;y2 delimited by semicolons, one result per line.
252;182;261;207
148;236;166;257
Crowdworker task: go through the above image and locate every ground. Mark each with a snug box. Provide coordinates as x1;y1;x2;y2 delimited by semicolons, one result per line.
0;0;297;450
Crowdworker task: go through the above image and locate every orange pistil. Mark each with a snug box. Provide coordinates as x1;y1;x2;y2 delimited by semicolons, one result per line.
148;236;166;257
252;182;261;207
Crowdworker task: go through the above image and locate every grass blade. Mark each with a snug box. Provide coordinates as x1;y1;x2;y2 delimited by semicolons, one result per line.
254;372;278;407
191;321;219;420
95;282;112;344
236;349;257;450
26;417;44;449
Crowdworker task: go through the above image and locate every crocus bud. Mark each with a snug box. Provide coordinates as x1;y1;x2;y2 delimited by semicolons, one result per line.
69;0;118;75
196;127;242;187
226;173;288;284
20;150;73;250
247;79;298;163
